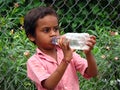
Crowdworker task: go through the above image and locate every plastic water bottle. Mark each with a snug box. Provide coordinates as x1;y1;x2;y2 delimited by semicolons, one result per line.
52;33;90;50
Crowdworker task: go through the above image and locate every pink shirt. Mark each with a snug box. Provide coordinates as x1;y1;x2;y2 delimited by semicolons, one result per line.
27;47;91;90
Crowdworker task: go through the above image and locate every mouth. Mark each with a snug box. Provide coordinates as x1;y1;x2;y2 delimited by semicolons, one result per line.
51;36;60;45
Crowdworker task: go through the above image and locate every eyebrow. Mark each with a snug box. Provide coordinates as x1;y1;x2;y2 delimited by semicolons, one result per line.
42;25;59;28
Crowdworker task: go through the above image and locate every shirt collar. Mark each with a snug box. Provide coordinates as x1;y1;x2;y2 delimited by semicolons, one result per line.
36;46;63;63
36;48;45;55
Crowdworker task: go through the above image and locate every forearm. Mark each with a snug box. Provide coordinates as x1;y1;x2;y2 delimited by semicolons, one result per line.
42;36;73;89
85;52;98;77
42;59;69;89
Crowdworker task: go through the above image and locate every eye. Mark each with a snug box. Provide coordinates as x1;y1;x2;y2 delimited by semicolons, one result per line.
43;27;50;33
54;26;59;32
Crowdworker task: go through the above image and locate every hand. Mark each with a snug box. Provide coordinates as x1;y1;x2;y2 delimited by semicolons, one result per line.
84;35;96;54
58;36;74;62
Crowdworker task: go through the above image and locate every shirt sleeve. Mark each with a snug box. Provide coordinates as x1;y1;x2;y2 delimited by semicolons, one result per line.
27;56;50;86
72;52;91;79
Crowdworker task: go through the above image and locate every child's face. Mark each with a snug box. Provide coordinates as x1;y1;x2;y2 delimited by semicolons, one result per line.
30;15;59;49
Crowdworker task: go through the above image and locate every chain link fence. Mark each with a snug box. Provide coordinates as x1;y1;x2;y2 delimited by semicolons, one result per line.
0;0;120;90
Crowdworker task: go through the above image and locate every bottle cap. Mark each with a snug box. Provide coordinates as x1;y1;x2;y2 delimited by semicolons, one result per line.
52;36;60;45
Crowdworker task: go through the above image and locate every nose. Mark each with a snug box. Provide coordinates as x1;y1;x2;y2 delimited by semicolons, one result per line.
50;29;57;36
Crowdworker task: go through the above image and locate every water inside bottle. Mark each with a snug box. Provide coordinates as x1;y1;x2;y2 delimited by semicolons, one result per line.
65;33;89;50
69;39;89;50
52;36;89;50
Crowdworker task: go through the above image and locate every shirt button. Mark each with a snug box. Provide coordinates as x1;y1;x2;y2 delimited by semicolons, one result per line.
64;86;68;89
59;57;61;59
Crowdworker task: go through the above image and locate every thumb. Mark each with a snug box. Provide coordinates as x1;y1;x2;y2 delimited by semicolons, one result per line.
72;49;76;52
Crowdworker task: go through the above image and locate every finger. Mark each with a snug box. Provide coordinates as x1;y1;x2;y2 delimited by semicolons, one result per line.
62;37;69;48
86;41;95;50
59;37;68;49
86;42;93;47
72;49;76;52
59;36;71;50
58;36;62;46
90;35;96;40
59;36;66;47
87;37;96;45
90;39;96;45
66;40;71;50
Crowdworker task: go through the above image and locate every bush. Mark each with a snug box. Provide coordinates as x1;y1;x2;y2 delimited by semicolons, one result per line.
79;26;120;90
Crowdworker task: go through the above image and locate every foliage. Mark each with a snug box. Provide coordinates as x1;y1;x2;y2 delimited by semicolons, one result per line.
79;26;120;90
53;0;120;33
0;29;36;90
0;0;120;90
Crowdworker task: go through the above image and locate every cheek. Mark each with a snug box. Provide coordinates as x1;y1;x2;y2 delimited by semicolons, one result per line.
35;34;49;43
36;35;45;41
35;30;44;39
56;31;60;35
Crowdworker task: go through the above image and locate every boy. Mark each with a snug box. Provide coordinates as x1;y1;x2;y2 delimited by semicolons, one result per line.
24;6;97;90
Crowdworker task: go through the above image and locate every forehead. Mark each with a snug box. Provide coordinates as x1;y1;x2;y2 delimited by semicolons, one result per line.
37;15;58;27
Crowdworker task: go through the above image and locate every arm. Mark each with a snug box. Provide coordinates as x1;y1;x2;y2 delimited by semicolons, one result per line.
84;35;98;77
85;51;97;77
42;37;73;90
42;60;69;90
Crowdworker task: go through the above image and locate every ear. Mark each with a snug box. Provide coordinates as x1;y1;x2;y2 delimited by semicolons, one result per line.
28;34;35;42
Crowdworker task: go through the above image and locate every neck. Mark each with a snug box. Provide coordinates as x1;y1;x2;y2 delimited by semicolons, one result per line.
38;47;57;60
38;47;57;56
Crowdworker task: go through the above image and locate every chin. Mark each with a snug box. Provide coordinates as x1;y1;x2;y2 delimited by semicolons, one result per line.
45;45;56;50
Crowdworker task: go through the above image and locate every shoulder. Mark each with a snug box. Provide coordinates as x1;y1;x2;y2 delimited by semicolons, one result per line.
72;52;87;62
27;53;41;65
